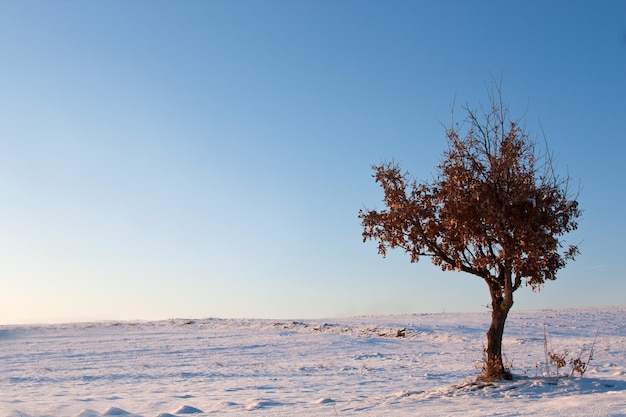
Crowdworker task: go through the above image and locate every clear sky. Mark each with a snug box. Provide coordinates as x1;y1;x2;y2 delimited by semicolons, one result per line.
0;1;624;324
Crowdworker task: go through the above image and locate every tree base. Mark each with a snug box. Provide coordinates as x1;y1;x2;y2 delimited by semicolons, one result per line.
477;369;513;382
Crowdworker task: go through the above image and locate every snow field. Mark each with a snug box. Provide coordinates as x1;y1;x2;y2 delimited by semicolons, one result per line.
1;307;625;416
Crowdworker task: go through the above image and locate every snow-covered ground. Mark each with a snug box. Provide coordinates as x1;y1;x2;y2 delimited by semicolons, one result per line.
1;307;625;417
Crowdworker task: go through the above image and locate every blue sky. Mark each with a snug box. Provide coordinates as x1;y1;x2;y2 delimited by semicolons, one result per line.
0;1;624;324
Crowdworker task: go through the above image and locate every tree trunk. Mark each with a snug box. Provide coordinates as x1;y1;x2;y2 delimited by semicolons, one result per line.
482;275;514;381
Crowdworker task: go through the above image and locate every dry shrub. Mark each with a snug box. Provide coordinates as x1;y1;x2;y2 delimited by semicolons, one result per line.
543;325;597;378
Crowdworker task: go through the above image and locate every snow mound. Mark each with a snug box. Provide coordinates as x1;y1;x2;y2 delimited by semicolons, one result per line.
213;401;239;408
245;399;282;411
314;397;336;404
77;410;100;417
102;407;131;416
172;405;203;414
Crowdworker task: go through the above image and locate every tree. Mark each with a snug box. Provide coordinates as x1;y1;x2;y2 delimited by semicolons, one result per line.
359;84;581;381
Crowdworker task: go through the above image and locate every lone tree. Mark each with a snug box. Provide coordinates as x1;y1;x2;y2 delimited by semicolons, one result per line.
359;85;581;381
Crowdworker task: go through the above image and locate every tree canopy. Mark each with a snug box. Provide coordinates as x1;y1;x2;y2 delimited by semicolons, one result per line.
359;85;581;380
